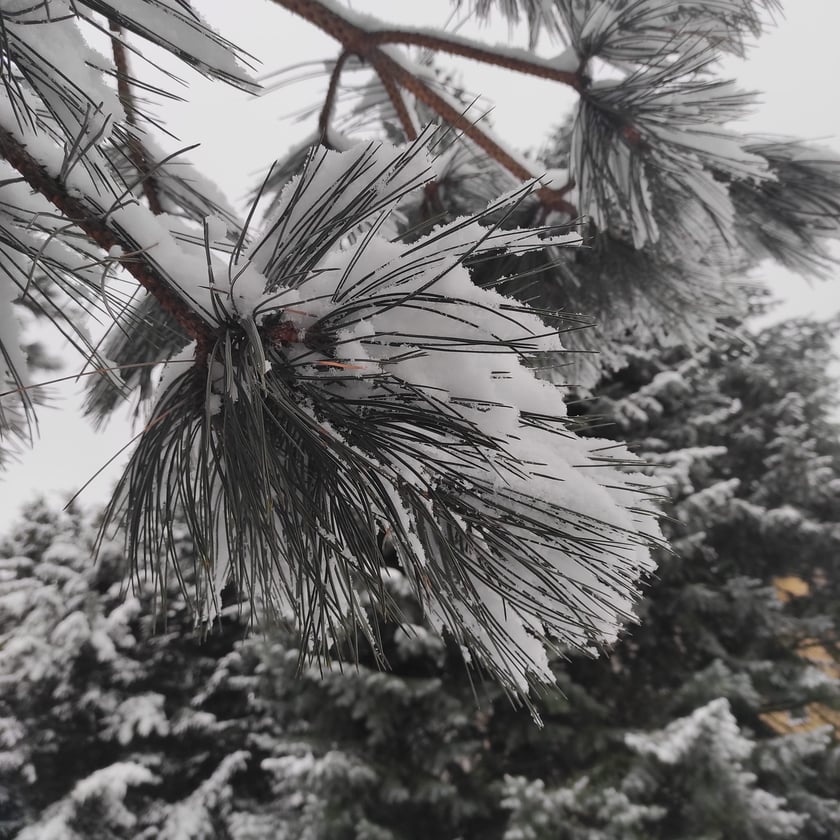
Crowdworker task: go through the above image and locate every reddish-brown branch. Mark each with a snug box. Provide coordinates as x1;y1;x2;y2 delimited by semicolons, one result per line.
271;0;578;215
369;53;418;141
318;49;352;146
366;30;581;91
320;46;418;145
374;49;580;215
536;181;577;216
109;22;165;216
264;320;301;345
272;0;543;176
373;48;535;181
0;128;213;351
273;0;580;90
274;0;364;49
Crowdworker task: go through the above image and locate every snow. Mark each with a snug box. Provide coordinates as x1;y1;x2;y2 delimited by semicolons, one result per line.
626;697;750;764
0;0;123;142
0;66;243;334
159;751;250;840
16;761;158;840
205;214;229;242
625;697;808;836
105;693;170;745
71;761;157;806
153;342;197;398
83;0;258;92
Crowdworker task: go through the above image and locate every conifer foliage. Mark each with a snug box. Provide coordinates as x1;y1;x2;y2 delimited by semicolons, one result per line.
496;314;840;840
0;1;839;700
4;313;840;838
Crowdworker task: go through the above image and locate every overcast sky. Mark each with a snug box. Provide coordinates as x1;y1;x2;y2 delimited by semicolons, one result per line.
2;0;840;532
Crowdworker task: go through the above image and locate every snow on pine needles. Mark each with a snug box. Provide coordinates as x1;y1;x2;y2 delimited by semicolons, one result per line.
104;135;663;698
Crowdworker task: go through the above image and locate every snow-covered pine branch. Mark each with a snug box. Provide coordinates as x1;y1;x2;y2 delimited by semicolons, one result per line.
458;0;781;57
0;0;669;701
1;0;839;702
251;0;839;386
0;0;257;448
100;136;663;698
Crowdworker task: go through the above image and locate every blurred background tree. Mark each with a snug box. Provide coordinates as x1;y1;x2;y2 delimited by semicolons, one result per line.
3;312;840;838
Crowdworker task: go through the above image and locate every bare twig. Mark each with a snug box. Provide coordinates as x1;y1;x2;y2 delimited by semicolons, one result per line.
318;50;352;145
109;21;165;216
369;53;419;141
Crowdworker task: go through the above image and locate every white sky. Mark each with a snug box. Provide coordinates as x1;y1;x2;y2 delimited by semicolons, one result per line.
2;0;840;532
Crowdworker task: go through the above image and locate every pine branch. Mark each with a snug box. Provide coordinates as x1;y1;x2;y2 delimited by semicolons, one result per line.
0;1;257;385
318;49;353;145
5;0;832;709
730;139;840;276
455;0;569;48
0;128;211;350
77;0;259;92
272;0;580;87
263;2;782;236
364;29;582;90
250;1;839;393
369;53;420;142
92;136;664;701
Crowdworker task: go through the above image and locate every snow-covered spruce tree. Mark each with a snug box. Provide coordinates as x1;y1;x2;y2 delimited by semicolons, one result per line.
0;501;250;838
237;311;840;840
497;313;840;839
1;0;840;700
0;499;503;838
5;312;840;839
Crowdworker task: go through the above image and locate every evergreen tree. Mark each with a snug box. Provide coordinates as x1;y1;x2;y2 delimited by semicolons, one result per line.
4;311;840;838
1;0;840;693
0;498;497;838
497;313;840;839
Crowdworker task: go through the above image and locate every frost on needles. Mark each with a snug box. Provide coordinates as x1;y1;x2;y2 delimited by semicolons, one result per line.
100;135;664;698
